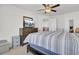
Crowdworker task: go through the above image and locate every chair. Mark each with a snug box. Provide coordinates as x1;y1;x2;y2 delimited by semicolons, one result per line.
0;40;11;54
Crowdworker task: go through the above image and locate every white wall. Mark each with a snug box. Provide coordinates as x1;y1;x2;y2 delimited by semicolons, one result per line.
34;15;56;31
34;11;79;32
51;11;79;32
0;5;36;44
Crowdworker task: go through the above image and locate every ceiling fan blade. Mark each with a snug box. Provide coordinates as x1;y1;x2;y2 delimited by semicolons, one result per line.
51;10;56;12
42;4;47;8
51;4;60;8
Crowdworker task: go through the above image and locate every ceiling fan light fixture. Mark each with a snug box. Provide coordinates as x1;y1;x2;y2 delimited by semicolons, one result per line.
45;9;51;13
38;4;60;14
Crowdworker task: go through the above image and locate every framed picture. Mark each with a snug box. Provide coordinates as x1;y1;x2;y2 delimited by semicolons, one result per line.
23;16;35;28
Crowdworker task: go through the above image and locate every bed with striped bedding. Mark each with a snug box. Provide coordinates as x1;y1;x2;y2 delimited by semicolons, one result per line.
24;31;79;55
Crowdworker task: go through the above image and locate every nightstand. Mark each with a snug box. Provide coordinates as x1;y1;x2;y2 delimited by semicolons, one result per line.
12;36;20;48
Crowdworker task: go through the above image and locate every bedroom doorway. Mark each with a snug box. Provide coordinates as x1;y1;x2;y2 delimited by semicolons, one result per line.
69;19;74;33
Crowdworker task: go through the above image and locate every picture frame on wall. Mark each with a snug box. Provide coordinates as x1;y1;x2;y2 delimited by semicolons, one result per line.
23;16;35;28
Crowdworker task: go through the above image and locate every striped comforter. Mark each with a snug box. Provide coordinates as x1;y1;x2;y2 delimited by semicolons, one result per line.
24;31;79;55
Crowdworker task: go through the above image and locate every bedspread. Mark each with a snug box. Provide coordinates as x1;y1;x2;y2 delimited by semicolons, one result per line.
24;31;79;55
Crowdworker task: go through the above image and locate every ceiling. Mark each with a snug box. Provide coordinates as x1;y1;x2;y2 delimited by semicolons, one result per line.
13;4;79;16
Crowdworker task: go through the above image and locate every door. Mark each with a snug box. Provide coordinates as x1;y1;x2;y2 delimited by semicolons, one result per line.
69;20;74;33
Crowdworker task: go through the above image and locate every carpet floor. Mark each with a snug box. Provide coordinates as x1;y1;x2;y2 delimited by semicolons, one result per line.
2;45;33;55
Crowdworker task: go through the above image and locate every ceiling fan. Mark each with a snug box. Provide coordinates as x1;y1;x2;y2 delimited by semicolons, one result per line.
38;4;60;14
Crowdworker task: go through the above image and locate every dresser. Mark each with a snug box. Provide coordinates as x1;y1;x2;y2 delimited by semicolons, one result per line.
19;27;38;45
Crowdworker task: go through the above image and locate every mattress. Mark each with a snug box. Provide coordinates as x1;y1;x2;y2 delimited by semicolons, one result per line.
24;31;79;55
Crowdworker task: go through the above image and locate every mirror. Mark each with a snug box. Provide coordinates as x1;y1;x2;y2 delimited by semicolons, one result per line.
23;16;35;28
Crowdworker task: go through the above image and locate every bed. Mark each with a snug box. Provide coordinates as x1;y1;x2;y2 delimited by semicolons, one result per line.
24;31;79;55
